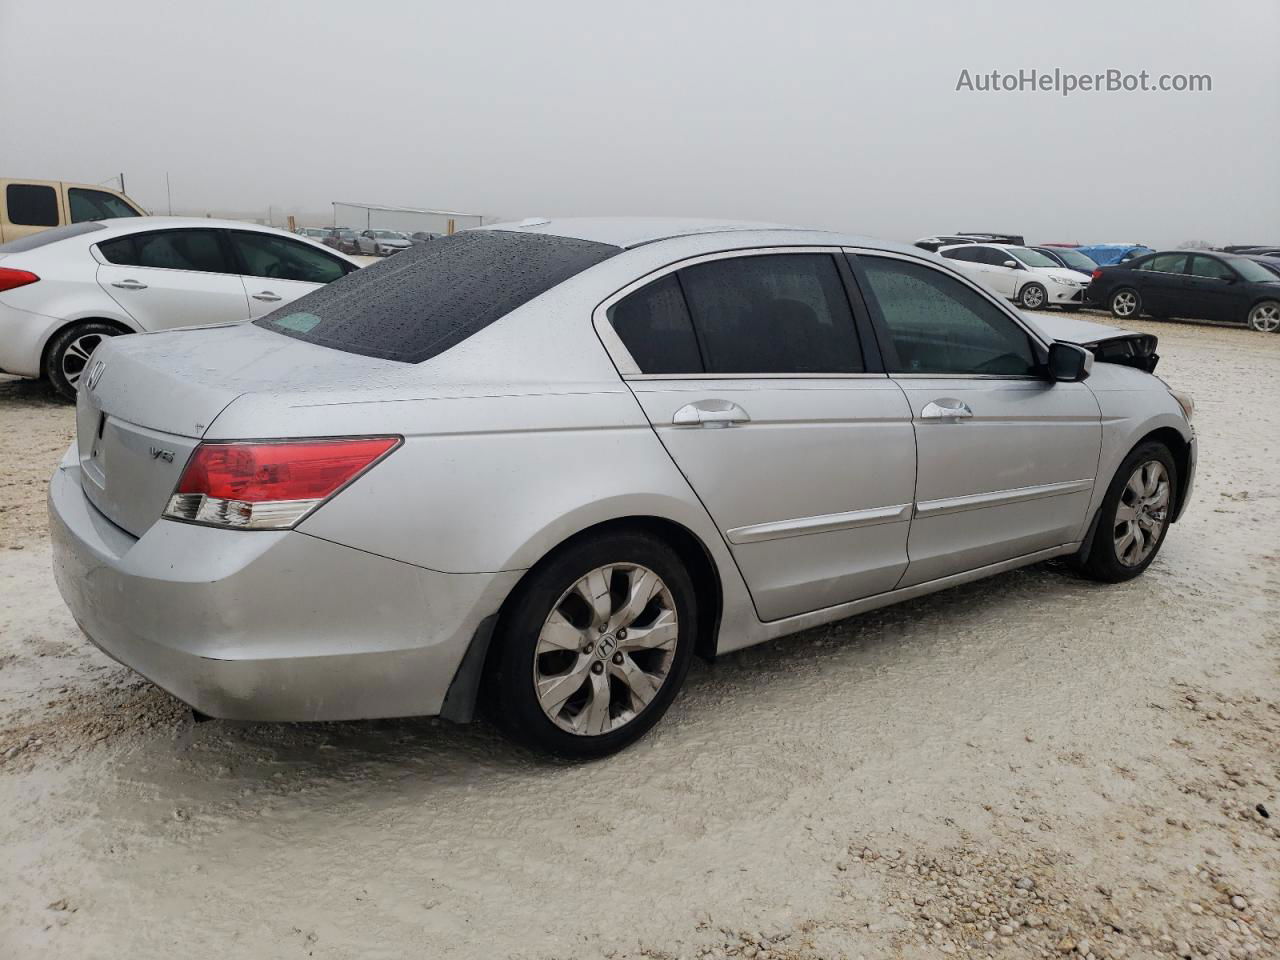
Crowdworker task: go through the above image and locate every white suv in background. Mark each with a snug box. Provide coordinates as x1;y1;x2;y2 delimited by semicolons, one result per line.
937;242;1087;311
0;217;359;397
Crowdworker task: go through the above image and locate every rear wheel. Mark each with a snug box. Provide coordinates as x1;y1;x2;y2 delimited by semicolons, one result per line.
1074;441;1177;582
1018;283;1047;309
1109;288;1141;319
1247;300;1280;333
488;531;697;759
44;321;122;401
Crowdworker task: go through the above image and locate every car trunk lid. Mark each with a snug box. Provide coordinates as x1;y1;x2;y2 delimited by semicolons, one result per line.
75;322;404;537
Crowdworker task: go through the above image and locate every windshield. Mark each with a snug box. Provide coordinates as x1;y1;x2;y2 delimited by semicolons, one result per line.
1050;248;1097;270
256;230;619;363
1232;258;1279;283
1008;247;1059;268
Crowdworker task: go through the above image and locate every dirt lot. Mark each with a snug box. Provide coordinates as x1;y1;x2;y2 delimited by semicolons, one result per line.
1;315;1277;960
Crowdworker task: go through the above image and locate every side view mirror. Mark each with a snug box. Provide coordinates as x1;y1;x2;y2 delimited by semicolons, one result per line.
1002;259;1020;269
1047;342;1092;382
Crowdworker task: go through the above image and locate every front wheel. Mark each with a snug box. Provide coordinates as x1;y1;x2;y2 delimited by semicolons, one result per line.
1074;442;1177;583
1109;288;1141;319
487;531;697;759
44;321;121;401
1247;300;1280;333
1018;282;1047;310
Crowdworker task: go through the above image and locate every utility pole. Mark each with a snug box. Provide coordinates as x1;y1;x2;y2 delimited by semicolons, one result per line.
166;173;173;215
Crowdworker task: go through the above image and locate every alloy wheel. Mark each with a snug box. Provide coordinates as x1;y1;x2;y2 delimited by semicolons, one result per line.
1113;460;1170;567
532;563;679;736
1248;302;1280;333
1112;290;1138;317
61;332;107;389
1021;285;1046;309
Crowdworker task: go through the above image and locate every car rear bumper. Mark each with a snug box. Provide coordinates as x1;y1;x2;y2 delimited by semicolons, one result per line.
0;297;61;378
48;452;521;721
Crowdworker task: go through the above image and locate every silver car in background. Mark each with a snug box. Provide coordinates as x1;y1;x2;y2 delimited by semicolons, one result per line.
355;229;411;256
49;219;1196;758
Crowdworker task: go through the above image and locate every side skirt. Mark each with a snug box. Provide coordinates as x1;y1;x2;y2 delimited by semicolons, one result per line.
719;542;1081;653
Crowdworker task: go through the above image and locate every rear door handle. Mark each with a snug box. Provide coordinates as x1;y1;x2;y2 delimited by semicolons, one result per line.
920;398;973;420
252;291;283;302
672;400;751;428
111;279;147;290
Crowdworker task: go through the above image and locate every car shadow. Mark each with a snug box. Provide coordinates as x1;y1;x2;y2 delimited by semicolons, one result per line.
121;557;1105;801
0;373;67;407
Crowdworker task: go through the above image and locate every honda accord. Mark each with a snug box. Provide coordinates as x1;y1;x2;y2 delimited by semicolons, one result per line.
49;219;1196;758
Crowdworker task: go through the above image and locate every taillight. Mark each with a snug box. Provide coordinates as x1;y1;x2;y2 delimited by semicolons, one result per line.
1090;268;1103;280
0;267;40;293
163;436;400;530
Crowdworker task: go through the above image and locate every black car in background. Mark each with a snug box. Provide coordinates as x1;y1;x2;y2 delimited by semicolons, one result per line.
322;227;360;255
1086;251;1280;332
1245;255;1280;279
1030;245;1098;278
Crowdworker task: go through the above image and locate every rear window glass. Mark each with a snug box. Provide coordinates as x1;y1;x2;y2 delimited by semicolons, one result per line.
0;220;105;252
255;230;619;363
5;184;59;227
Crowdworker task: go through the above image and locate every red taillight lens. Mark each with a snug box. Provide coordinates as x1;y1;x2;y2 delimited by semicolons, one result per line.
165;437;400;529
0;267;40;293
1090;268;1103;280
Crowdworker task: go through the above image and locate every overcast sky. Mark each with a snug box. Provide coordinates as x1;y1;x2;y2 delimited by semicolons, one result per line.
3;0;1277;246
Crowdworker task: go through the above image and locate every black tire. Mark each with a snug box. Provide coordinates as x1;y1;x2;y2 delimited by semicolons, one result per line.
1109;287;1142;320
44;321;122;401
487;530;698;759
1073;441;1178;583
1018;283;1047;310
1246;299;1280;333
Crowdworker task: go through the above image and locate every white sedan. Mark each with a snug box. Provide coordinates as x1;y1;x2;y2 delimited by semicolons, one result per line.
0;217;360;398
937;242;1088;311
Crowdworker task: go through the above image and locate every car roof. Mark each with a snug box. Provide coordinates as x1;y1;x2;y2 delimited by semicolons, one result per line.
85;216;307;236
475;217;945;264
477;217;826;250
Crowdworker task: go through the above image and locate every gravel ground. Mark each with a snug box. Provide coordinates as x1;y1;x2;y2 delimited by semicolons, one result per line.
1;315;1277;959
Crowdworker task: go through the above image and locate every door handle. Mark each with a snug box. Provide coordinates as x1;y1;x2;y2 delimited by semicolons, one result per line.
672;400;751;428
920;398;973;420
252;291;283;302
111;280;147;290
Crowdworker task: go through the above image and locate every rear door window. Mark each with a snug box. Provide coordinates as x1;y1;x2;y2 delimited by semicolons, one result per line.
256;230;619;363
676;253;863;374
1142;253;1187;274
5;184;59;227
68;188;139;222
229;231;350;283
98;229;232;273
607;273;703;374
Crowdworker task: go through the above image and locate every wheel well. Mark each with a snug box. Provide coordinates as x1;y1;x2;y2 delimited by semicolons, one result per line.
1136;426;1191;521
38;317;134;379
494;516;724;665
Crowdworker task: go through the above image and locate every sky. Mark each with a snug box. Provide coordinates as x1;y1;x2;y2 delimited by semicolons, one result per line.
3;0;1277;247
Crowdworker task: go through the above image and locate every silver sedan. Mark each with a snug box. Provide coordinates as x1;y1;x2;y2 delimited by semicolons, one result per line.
48;219;1196;758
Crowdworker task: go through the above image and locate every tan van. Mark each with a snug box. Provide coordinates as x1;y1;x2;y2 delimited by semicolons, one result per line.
0;178;145;244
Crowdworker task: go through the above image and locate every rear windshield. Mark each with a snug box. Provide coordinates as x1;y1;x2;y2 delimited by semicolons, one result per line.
255;230;619;363
0;220;106;253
